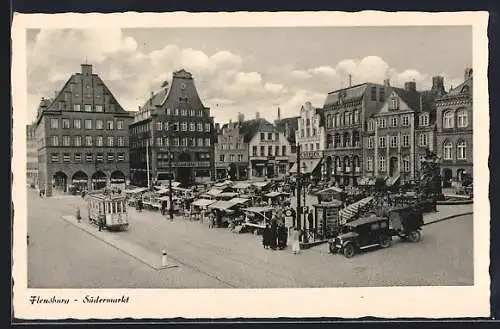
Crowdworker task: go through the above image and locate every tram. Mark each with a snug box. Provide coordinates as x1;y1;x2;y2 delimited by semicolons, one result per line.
87;192;129;231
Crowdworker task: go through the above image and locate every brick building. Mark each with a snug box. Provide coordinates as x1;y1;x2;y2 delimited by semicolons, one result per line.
435;68;473;186
214;113;249;181
35;64;133;196
26;123;38;186
129;69;215;187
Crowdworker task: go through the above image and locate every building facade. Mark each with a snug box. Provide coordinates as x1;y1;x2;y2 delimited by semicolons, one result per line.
36;64;133;197
129;69;215;187
243;115;292;180
274;109;299;169
214;113;249;181
292;101;325;180
26;123;38;186
323;82;391;186
435;68;473;185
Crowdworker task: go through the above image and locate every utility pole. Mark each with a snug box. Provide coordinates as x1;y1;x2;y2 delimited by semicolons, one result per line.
296;143;301;232
168;139;174;221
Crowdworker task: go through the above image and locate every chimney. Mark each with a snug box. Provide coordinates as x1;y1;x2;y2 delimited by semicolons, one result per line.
404;81;417;92
384;79;391;87
431;76;445;95
81;64;92;75
419;94;423;111
348;74;352;87
277;107;281;121
464;68;473;80
256;112;260;119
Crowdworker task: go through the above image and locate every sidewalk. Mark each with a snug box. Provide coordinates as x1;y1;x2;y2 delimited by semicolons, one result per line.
423;203;473;225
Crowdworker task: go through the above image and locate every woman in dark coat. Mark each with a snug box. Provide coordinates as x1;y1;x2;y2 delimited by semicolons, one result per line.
270;219;278;250
262;224;271;249
277;222;288;250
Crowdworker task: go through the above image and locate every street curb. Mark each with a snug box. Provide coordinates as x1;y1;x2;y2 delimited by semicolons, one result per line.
423;212;473;226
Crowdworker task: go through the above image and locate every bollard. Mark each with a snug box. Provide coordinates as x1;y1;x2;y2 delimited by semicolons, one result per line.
27;234;30;245
162;250;168;267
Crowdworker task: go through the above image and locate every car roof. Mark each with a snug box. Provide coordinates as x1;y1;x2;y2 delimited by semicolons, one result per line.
346;215;387;227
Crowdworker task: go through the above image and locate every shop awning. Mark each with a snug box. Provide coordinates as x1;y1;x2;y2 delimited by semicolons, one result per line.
289;158;322;174
192;199;217;207
208;200;237;211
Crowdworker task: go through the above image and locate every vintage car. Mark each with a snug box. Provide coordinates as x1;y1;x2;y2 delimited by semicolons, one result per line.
328;215;392;258
387;205;424;242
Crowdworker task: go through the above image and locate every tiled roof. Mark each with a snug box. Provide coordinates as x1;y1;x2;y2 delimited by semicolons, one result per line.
239;118;275;142
275;116;299;144
323;83;368;107
443;77;472;97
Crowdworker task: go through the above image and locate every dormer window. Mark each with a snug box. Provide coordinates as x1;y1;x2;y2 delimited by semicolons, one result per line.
419;114;429;126
390;97;399;110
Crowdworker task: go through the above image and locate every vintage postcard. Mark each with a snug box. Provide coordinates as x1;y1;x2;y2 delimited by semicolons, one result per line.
11;11;490;319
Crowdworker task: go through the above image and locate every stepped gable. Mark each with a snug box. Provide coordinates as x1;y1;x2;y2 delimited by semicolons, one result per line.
323;83;368;107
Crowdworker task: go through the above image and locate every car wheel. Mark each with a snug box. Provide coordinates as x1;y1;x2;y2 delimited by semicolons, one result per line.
380;236;392;248
329;243;337;254
408;230;421;243
343;244;355;258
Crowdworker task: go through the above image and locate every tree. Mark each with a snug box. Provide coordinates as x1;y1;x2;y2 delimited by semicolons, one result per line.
418;148;443;200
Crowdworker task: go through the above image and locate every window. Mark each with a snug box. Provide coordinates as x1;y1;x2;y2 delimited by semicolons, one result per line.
179;122;186;131
181;109;187;116
73;104;81;112
117;153;125;161
51;153;59;162
371;86;377;101
86;153;93;162
95;120;103;130
402;115;410;127
282;145;288;156
172;137;179;147
166;108;171;115
62;135;71;146
174;108;179;115
205;123;211;132
96;136;103;147
107;153;114;162
378;136;386;148
367;137;373;149
390;135;398;148
367;157;373;171
107;137;114;147
50;119;59;129
403;157;410;172
419;114;429;126
117;137;124;147
62;119;70;129
84;119;92;129
327;115;332;128
96;153;104;162
63;153;70;162
260;146;265;156
368;120;375;131
73;119;81;129
117;120;124;130
344;112;350;126
74;136;82;147
51;135;59;146
443;111;454;128
443;141;453;160
220;154;225;162
253;146;257;156
457;140;467;160
300;130;304;138
379;156;386;172
197;138;203;147
95;105;104;112
173;122;179;132
390;117;398;127
419;133;428;147
268;146;273;156
310;143;314;151
85;136;93;146
457;110;468;128
156;122;163;131
312;128;317;136
204;138;211;147
266;133;271;140
275;146;280;156
238;154;243;162
84;104;92;112
379;88;385;102
190;109;195;116
260;132;265;140
402;135;410;147
197;123;203;132
74;153;81;162
181;137;188;147
353;110;359;124
335;114;340;127
316;142;320;150
378;119;387;128
106;120;114;130
390;97;399;110
189;123;195;131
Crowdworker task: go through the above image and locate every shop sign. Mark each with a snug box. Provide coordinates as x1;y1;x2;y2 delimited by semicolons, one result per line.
173;161;210;167
301;151;323;159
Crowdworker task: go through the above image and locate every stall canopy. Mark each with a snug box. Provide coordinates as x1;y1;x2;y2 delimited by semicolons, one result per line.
171;181;182;187
157;195;179;201
264;191;290;198
192;199;217;207
316;186;343;194
244;206;274;213
218;192;239;199
155;188;170;195
125;187;148;194
207;188;224;196
252;181;270;189
173;186;191;193
228;197;250;205
289;158;322;174
232;182;252;189
215;180;233;188
208;200;237;211
357;177;376;186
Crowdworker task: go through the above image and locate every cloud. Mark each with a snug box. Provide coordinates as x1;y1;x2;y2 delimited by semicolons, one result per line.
310;66;337;78
264;82;286;94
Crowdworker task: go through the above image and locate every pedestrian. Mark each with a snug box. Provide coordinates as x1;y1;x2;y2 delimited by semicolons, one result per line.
291;227;301;254
270;218;278;250
262;224;271;249
277;221;287;250
98;214;104;232
308;209;314;235
160;200;166;216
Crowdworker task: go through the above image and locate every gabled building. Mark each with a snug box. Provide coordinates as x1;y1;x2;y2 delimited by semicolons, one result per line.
323;82;391;186
274;108;299;167
435;68;473;186
214;113;249;181
35;64;133;196
129;69;215;187
242;114;292;180
289;102;325;180
26;123;38;186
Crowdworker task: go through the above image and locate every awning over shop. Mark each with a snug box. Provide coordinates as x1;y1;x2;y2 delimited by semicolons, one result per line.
208;200;238;211
192;199;217;207
289;158;322;174
173;186;191;193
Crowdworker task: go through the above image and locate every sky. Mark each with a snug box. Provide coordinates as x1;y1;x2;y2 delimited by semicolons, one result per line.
26;26;472;124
